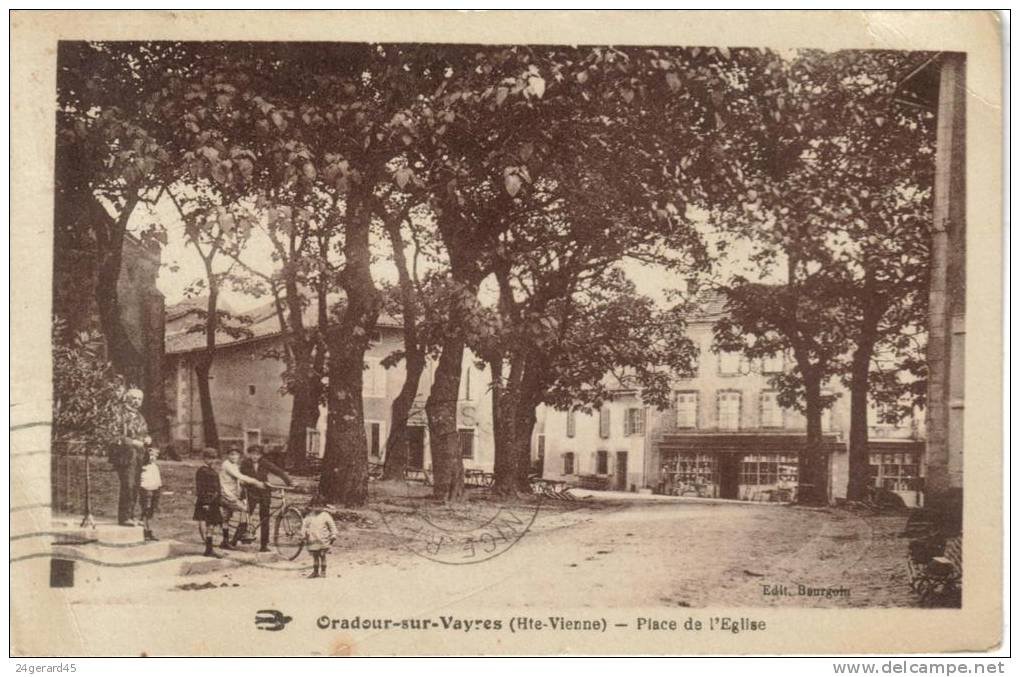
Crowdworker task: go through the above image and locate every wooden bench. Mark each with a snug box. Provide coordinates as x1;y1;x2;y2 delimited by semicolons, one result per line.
529;478;578;501
403;468;432;486
464;469;494;488
907;534;962;606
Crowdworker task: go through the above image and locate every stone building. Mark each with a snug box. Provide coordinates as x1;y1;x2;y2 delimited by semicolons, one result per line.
163;297;497;471
535;293;926;505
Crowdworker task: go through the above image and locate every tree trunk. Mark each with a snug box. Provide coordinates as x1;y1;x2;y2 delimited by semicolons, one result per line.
512;402;538;494
382;350;426;480
318;191;380;506
195;287;221;449
846;343;875;502
490;356;521;498
800;373;828;506
320;340;371;505
381;205;425;482
95;210;143;380
286;372;320;469
426;333;466;502
194;354;219;449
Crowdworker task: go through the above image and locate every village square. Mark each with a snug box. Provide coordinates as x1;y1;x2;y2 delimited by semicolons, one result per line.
24;40;967;620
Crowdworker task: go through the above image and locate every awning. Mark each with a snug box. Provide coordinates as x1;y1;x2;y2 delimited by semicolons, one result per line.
657;432;844;454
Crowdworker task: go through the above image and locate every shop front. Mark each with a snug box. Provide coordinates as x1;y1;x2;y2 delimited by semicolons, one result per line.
653;433;843;502
869;440;925;507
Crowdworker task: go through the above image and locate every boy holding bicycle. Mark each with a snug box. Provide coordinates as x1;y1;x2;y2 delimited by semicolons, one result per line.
219;447;264;548
241;445;293;552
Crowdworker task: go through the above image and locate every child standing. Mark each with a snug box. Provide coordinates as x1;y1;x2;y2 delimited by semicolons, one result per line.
301;496;338;578
193;447;224;557
138;447;163;541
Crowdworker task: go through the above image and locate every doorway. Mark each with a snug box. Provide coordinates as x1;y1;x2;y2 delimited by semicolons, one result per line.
407;426;426;469
718;454;741;499
615;451;628;491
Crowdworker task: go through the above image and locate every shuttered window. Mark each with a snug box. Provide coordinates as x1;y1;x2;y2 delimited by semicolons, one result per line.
676;392;698;429
624;408;646;436
718;391;742;430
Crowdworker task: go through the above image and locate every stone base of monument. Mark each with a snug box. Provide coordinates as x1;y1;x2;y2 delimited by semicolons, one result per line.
12;519;294;585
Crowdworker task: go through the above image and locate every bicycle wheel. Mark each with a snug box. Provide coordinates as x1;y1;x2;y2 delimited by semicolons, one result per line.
274;507;305;560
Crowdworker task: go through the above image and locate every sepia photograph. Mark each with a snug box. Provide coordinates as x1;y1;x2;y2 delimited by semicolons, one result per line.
9;10;1004;658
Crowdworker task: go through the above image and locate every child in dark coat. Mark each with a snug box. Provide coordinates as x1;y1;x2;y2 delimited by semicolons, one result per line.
193;447;224;557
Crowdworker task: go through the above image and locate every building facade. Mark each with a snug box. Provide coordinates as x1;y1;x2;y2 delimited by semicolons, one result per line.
164;299;497;472
535;294;926;505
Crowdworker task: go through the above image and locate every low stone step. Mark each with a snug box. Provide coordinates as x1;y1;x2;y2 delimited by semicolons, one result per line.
50;518;145;545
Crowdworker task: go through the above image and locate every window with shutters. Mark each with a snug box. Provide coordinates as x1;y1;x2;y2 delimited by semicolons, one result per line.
718;391;742;430
760;391;782;428
598;407;611;439
676;392;698;428
595;450;609;475
563;452;575;475
566;410;576;438
624;407;645;436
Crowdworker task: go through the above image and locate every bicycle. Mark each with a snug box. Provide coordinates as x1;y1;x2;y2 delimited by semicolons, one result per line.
210;486;306;561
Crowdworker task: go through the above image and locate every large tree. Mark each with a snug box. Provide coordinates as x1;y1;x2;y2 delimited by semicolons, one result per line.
709;49;934;504
158;43;442;503
805;51;934;501
404;45;735;500
54;42;188;425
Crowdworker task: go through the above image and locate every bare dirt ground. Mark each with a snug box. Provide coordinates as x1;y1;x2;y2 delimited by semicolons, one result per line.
53;458;918;609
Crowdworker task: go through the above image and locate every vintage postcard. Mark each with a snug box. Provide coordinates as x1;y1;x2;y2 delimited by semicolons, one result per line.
10;10;1004;656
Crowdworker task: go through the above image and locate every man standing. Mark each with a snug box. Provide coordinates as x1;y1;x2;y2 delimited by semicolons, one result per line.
241;445;293;552
112;388;150;526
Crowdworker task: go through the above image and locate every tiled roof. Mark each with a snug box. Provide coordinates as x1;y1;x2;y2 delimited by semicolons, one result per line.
165;295;401;355
166;296;235;322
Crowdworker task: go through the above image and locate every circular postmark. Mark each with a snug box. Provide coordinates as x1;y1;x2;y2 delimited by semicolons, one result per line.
376;474;541;565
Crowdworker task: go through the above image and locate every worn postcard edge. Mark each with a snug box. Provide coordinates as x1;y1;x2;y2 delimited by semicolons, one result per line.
8;10;1004;656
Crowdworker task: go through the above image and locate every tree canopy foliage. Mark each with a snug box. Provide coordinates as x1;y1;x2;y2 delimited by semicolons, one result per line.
54;42;934;506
